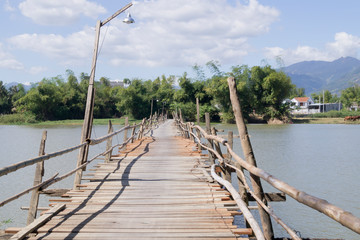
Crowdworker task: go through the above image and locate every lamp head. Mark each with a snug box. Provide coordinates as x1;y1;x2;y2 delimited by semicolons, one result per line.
123;13;135;24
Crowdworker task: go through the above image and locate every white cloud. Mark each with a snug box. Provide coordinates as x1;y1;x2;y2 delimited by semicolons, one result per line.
103;0;279;68
0;43;24;70
28;66;47;75
326;32;360;58
8;26;94;65
265;32;360;65
4;0;15;11
18;0;106;25
9;0;279;70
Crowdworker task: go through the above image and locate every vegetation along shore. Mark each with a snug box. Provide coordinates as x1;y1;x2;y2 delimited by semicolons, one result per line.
1;63;359;125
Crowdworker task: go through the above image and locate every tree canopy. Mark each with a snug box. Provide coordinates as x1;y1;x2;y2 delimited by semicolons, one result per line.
8;63;353;123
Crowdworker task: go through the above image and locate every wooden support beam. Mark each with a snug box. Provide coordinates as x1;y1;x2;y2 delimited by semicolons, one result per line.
227;76;274;240
27;130;47;225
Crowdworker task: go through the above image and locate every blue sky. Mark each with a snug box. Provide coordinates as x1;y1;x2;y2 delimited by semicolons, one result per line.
1;0;360;84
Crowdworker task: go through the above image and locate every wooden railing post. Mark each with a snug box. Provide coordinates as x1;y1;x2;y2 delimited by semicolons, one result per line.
227;77;274;240
196;128;202;152
105;120;113;163
188;123;195;142
196;97;200;125
27;130;47;225
205;113;215;164
123;117;129;143
137;118;146;140
130;123;136;143
224;131;233;183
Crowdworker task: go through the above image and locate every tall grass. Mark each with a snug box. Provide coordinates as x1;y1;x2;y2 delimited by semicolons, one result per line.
0;114;138;126
0;113;38;124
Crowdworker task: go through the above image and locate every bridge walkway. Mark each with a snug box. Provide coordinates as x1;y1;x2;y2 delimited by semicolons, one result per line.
28;120;251;239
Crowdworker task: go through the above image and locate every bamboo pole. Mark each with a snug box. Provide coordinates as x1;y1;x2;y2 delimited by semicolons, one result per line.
0;174;58;208
0;143;86;178
225;163;301;240
188;121;360;235
225;144;360;234
210;165;265;240
27;130;47;225
227;76;274;240
105;120;113;163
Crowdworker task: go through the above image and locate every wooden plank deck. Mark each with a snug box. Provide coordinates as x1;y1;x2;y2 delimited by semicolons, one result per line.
28;120;250;239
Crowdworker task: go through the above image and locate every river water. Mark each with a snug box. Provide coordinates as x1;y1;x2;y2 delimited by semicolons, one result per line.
0;123;359;239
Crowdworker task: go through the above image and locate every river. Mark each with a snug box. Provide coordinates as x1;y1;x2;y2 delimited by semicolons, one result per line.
0;123;359;239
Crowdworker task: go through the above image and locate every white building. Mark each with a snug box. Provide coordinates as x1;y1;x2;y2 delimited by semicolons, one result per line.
291;97;314;109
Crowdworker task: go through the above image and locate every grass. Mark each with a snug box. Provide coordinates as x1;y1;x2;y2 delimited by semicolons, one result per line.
292;110;360;124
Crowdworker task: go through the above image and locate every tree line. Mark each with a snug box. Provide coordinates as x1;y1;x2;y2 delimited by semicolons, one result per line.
1;63;359;123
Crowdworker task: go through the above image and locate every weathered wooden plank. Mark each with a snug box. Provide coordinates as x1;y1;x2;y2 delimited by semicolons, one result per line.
27;121;253;240
10;204;65;240
31;232;241;238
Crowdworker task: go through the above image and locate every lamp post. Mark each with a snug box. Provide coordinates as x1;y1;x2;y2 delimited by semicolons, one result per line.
73;3;135;189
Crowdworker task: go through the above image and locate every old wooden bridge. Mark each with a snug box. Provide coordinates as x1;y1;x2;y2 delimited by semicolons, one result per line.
1;4;360;239
1;78;360;240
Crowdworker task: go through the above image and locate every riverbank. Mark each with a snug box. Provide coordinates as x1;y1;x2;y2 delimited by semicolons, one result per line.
0;115;138;126
291;117;347;124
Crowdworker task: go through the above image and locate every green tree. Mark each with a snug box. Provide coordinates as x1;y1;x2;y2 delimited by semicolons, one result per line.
340;85;360;108
16;78;64;120
290;87;305;98
0;81;11;114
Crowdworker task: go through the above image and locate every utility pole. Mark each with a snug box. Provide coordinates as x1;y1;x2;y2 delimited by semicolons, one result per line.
73;3;133;189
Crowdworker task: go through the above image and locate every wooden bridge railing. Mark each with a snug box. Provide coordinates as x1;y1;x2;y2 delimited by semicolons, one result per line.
0;114;165;225
174;77;360;239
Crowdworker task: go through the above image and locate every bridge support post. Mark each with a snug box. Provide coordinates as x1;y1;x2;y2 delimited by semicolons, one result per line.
130;123;136;143
227;77;274;240
224;131;233;183
205;113;215;165
196;97;200;126
105;120;113;163
27;130;47;225
121;117;129;150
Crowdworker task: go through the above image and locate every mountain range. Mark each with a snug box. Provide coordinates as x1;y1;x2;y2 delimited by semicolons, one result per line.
4;82;35;91
283;56;360;95
3;57;360;96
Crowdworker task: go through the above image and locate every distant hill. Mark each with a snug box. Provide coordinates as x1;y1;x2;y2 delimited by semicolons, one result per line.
4;82;35;92
283;57;360;94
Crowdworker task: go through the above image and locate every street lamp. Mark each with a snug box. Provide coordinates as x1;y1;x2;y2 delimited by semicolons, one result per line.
74;3;135;189
123;13;135;24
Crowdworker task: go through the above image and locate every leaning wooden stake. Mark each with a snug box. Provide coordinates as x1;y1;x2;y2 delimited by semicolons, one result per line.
27;130;47;225
123;117;129;143
223;130;233;183
205;113;215;164
105;120;113;163
227;76;274;240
